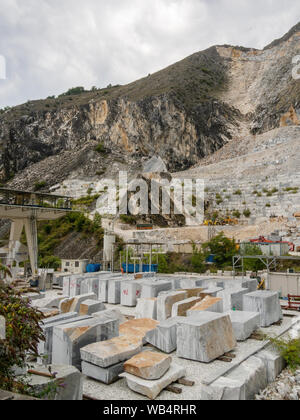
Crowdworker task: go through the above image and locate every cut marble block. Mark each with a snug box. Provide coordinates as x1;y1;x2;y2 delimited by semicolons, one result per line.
200;287;224;298
179;288;204;298
217;288;249;311
59;293;97;313
38;312;80;364
171;297;202;317
69;277;84;297
92;308;126;325
52;317;118;370
141;281;173;299
82;360;124;384
120;318;159;343
200;377;246;401
243;291;283;327
121;280;144;307
98;279;109;302
81;335;143;368
187;296;223;315
0;315;5;340
79;300;105;316
124;352;172;380
245;279;259;293
32;295;68;309
145;317;185;353
180;278;205;289
108;278;126;304
226;356;267;400
177;312;236;363
27;364;83;400
120;363;186;400
63;277;71;296
135;298;157;320
157;291;188;322
256;347;285;382
227;310;260;341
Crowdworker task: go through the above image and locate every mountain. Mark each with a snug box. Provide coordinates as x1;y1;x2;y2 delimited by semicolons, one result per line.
0;22;299;196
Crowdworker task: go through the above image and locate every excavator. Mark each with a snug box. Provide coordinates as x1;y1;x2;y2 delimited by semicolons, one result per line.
203;217;239;226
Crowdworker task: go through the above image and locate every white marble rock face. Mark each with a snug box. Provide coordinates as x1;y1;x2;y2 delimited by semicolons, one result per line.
120;363;186;399
242;291;283;327
141;281;173;299
176;312;237;363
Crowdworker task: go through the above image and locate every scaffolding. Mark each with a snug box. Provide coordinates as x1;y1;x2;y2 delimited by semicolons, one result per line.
122;241;166;274
233;255;300;278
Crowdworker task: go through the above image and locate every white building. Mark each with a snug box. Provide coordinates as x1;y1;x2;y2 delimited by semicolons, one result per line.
61;259;89;274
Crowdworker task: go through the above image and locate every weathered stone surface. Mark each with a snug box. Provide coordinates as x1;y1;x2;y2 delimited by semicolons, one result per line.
120;363;186;399
179;288;204;298
200;377;246;400
227;310;260;341
59;293;97;314
226;356;268;400
157;291;188;322
256;347;285;383
245;279;259;293
171;297;202;317
217;288;249;311
141;281;173;299
82;360;124;384
120;319;159;343
177;312;236;363
243;291;283;327
27;364;83;400
124;352;172;380
145;317;185;354
80;335;143;368
135;298;157;320
52;317;118;370
79;300;105;316
187;296;223;315
0;315;5;340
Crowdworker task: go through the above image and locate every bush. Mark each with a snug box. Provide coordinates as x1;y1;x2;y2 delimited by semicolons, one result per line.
202;232;236;269
269;336;300;372
34;181;46;191
0;283;45;393
95;142;106;154
243;209;251;218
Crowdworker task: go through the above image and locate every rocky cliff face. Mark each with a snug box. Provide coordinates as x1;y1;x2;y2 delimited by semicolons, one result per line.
0;23;300;192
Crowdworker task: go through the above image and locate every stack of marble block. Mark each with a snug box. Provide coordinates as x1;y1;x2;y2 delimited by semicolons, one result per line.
120;352;186;399
81;335;144;384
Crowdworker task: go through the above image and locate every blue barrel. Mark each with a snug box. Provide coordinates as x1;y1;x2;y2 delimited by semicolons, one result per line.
86;263;101;273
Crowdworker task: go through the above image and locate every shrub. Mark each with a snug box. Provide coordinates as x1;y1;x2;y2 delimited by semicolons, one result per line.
202;232;236;269
0;283;45;393
243;209;251;218
95;142;106;154
234;190;242;196
269;336;300;372
34;181;46;191
232;210;241;219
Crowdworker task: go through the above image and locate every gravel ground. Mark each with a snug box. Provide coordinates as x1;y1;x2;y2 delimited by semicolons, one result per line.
255;368;300;400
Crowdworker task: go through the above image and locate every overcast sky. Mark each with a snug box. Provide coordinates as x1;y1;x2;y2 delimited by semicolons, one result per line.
0;0;299;108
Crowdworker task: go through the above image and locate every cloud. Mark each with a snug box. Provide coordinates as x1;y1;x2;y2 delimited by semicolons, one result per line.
0;0;299;108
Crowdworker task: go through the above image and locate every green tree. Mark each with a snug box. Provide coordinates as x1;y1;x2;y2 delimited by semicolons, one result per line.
191;245;206;273
202;232;236;268
240;244;265;272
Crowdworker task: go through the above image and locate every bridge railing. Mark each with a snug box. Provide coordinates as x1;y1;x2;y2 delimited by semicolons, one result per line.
0;188;72;210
